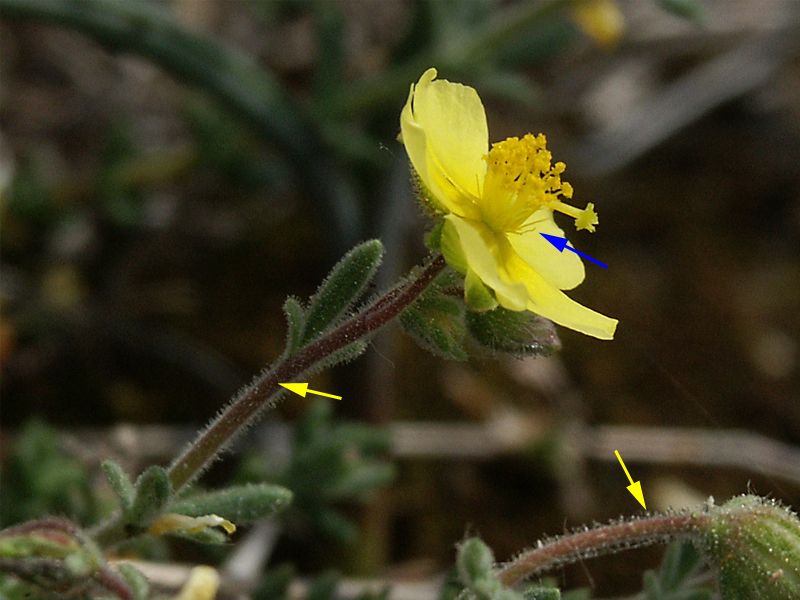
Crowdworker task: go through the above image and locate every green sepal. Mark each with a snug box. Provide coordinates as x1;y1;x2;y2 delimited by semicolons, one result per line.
464;269;498;312
169;483;293;524
466;307;560;358
410;172;447;216
700;495;800;600
128;466;172;526
400;268;467;361
441;218;467;274
302;240;384;344
101;460;135;515
424;220;445;252
117;563;150;600
282;296;306;354
522;587;560;600
400;294;467;361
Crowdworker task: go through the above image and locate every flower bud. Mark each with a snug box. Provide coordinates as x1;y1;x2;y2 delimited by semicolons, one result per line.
457;538;495;586
701;495;800;599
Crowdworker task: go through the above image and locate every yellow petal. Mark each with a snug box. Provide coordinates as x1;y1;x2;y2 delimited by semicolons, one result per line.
440;218;468;274
400;68;486;216
505;249;617;339
445;214;527;311
506;209;585;291
175;566;220;600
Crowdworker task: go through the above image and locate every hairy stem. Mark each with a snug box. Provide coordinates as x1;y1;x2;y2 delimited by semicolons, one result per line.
92;255;445;547
496;511;711;587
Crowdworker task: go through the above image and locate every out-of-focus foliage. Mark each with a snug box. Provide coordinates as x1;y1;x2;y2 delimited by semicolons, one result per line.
239;399;394;543
0;421;97;527
642;542;712;600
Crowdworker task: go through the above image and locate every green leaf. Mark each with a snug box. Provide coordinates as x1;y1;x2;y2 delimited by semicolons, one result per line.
169;483;293;523
101;460;135;515
561;590;591;600
656;0;705;23
312;0;345;105
117;563;150;600
658;542;706;591
466;307;560;357
129;466;172;526
0;420;95;525
270;400;393;544
305;340;369;374
254;564;295;600
302;240;384;344
307;570;339;600
640;540;714;599
170;527;229;545
328;463;396;499
282;296;306;354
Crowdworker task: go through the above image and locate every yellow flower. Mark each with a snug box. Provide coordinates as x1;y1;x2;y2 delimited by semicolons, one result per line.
572;0;625;48
400;68;617;340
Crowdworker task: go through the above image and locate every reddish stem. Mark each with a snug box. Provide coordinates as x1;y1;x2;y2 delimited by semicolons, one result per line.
497;512;711;587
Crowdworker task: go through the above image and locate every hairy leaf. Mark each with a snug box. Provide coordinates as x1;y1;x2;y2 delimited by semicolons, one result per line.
302;240;384;344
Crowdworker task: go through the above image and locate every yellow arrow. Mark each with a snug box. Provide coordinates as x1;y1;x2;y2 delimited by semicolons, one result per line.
614;449;647;509
279;382;342;400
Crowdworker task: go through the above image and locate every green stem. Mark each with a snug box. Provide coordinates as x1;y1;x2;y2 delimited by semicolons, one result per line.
0;0;361;244
92;254;445;547
496;511;711;587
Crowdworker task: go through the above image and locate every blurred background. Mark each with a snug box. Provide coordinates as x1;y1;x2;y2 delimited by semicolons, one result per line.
1;0;799;596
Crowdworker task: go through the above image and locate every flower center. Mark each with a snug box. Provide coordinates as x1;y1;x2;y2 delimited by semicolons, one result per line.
479;133;598;234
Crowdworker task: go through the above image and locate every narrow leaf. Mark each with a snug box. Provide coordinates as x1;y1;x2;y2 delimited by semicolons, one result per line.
117;563;150;600
657;0;705;22
302;240;384;344
282;296;306;354
129;466;172;526
169;483;293;523
306;340;369;374
101;460;135;514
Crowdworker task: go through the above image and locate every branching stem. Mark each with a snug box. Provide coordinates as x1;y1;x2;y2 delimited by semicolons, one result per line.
92;255;445;547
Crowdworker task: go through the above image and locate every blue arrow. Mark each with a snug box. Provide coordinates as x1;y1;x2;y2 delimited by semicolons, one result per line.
540;233;608;269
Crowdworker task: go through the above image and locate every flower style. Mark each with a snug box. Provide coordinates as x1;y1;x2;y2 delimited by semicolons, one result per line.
400;68;617;339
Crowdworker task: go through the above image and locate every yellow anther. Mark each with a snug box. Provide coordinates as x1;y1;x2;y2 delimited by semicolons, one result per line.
480;133;579;233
